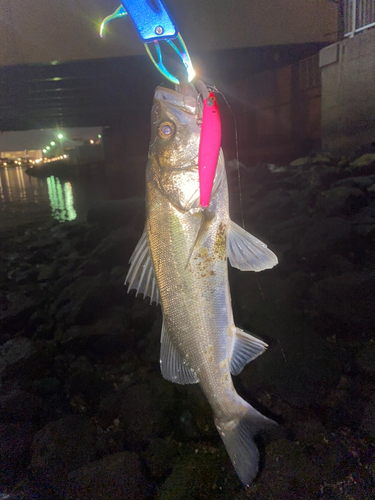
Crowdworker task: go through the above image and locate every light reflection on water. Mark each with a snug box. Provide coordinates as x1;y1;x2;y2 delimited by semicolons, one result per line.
0;166;83;228
46;176;77;222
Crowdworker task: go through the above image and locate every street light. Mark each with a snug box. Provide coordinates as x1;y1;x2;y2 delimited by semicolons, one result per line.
46;146;50;150
43;149;47;153
57;133;63;140
51;141;55;146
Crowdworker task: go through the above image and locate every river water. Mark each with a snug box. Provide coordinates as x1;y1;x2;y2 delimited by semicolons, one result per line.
0;166;123;229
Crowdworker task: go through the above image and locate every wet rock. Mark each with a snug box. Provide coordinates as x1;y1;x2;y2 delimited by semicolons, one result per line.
92;227;142;270
349;153;375;175
316;186;367;217
54;273;113;326
290;157;308;167
59;312;131;358
0;291;46;334
65;452;151;500
26;237;56;251
299;217;351;257
158;443;234;500
0;337;35;377
356;339;375;374
144;438;179;478
311;271;375;331
333;174;375;190
350;205;375;236
30;415;98;490
360;395;375;438
0;422;33;485
87;197;145;231
118;383;167;446
254;439;321;498
0;389;43;422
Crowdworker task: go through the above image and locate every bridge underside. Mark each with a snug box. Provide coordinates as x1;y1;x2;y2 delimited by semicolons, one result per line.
0;43;324;133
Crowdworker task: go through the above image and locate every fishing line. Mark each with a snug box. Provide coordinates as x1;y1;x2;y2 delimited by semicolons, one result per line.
208;86;245;231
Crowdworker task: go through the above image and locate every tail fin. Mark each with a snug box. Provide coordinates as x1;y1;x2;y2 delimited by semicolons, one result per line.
215;399;276;485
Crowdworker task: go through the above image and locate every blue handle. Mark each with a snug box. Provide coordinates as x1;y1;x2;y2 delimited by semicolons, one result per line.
121;0;178;42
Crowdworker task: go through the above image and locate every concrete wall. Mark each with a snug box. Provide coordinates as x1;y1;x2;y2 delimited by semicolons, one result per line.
320;29;375;155
226;58;322;165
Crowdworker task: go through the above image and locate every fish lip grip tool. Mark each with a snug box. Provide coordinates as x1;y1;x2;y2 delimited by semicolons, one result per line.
198;91;222;208
100;0;195;85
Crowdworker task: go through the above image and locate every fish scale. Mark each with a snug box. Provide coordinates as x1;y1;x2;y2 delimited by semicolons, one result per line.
126;84;279;485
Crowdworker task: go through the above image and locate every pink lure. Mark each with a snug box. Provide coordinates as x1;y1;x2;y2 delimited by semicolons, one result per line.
198;92;221;208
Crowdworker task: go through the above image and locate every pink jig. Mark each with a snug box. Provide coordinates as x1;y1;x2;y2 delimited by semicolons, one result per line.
198;92;221;208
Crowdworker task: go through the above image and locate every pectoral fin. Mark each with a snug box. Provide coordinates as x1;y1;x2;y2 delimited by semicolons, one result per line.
230;328;268;376
160;320;199;384
125;228;160;305
227;221;278;271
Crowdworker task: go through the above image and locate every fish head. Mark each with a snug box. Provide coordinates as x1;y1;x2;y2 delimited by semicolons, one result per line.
149;86;201;170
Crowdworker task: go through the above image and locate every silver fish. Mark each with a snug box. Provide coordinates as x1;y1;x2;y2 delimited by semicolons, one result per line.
126;83;278;485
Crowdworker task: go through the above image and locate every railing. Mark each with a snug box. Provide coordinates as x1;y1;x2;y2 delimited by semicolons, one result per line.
344;0;375;37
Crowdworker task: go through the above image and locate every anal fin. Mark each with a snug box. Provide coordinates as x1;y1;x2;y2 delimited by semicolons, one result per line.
230;328;268;376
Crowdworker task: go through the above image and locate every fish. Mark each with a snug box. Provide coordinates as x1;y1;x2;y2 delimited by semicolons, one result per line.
126;82;278;485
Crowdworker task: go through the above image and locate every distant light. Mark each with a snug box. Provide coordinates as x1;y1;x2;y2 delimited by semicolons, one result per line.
57;133;64;139
51;141;55;146
52;77;62;82
46;146;50;150
43;149;47;153
3;162;7;166
90;139;94;144
51;60;59;65
98;134;102;139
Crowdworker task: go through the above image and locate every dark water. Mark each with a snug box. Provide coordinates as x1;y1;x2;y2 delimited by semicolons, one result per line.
0;166;116;229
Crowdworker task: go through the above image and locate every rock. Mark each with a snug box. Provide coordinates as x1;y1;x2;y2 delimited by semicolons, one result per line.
144;438;179;478
0;422;33;485
350;153;375;169
299;217;351;257
311;272;375;330
92;227;142;270
316;186;367;217
65;452;151;500
360;395;375;438
158;443;233;500
290;157;308;167
350;205;375;236
30;415;98;490
87;197;145;231
54;273;113;326
0;389;43;422
118;383;166;446
356;340;375;375
332;175;375;190
26;237;56;251
0;338;35;377
0;291;46;334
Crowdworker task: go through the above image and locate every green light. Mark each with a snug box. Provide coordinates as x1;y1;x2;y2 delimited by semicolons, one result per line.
98;134;102;139
57;133;63;140
51;141;55;146
46;146;50;150
43;149;47;153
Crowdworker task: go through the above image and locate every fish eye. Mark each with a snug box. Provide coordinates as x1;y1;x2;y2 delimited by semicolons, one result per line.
159;122;174;139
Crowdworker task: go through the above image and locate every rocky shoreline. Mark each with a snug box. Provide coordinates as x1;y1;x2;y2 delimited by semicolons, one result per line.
1;152;374;499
